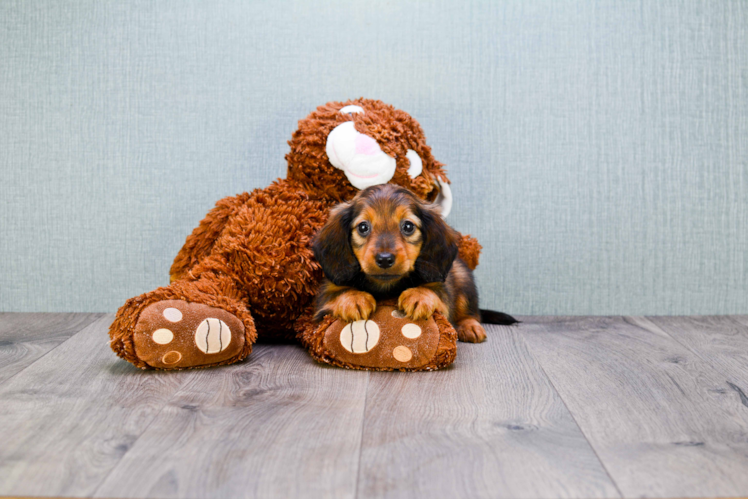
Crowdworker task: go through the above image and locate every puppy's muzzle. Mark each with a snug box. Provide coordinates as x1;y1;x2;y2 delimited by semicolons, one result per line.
375;252;395;269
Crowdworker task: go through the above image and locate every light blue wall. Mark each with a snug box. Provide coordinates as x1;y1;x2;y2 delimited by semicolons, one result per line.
1;0;746;314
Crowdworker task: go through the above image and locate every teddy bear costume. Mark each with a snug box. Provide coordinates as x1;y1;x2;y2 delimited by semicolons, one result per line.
108;99;482;370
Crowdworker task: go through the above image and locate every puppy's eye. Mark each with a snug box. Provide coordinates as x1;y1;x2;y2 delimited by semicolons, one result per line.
356;221;371;236
401;220;415;235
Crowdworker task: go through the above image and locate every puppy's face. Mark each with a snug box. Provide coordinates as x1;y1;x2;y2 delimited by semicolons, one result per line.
313;184;460;292
350;193;423;286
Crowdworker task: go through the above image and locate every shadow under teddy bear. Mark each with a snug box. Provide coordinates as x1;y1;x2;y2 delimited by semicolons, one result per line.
108;98;483;371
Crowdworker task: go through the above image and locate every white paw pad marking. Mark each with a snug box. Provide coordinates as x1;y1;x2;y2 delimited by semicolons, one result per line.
393;346;413;362
152;328;174;345
401;323;422;339
340;320;380;354
195;318;231;354
391;310;407;319
163;308;182;322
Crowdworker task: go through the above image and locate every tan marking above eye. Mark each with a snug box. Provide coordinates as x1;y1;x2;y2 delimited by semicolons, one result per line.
352;215;371;228
401;219;416;234
395;207;421;228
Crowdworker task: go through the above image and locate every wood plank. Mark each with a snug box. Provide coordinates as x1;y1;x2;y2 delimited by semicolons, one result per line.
520;316;748;498
0;312;103;385
94;344;369;498
356;324;620;498
645;316;748;388
0;314;191;497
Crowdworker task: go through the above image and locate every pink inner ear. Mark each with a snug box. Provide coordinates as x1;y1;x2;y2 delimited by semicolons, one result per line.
354;134;379;156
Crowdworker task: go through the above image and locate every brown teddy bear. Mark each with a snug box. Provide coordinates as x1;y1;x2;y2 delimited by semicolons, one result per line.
108;99;482;370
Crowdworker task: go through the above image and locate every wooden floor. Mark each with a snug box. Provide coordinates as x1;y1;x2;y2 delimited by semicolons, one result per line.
1;314;748;498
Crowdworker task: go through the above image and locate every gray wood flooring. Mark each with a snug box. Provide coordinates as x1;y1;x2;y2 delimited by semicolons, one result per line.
1;314;747;498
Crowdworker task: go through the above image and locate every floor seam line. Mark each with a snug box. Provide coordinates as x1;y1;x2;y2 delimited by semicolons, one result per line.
353;371;370;499
89;371;197;497
636;315;748;397
0;313;105;388
514;322;625;499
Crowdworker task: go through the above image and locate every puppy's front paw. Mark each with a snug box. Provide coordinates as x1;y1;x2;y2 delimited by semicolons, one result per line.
332;290;376;322
398;287;448;321
457;318;487;343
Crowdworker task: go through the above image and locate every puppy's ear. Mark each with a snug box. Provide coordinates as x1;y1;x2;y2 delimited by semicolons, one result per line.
414;202;459;283
312;202;361;286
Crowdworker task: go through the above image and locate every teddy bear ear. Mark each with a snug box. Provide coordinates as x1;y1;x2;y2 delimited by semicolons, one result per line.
339;104;365;115
433;178;453;218
406;150;423;178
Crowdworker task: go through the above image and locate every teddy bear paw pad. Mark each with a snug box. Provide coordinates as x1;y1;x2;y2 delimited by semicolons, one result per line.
132;300;244;369
323;304;441;370
339;320;380;353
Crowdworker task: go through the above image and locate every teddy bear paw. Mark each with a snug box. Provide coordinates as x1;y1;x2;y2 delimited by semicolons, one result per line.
132;300;245;369
322;304;441;369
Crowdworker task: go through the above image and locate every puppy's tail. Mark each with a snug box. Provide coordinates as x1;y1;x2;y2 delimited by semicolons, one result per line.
480;309;520;325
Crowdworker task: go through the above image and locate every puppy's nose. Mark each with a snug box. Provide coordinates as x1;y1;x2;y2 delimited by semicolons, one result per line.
375;252;395;269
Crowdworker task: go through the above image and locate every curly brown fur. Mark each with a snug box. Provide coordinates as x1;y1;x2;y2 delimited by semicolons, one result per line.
109;98;486;369
313;184;504;343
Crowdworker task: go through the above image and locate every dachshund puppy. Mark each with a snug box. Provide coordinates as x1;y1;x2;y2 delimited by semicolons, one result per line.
312;184;516;343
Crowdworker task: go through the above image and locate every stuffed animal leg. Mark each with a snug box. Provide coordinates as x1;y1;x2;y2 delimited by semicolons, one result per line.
108;182;331;370
109;272;257;370
296;299;458;372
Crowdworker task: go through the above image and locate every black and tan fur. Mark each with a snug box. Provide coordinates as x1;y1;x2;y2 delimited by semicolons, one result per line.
312;184;516;343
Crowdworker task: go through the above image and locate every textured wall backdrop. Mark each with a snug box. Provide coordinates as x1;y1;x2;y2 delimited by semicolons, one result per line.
1;0;746;314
